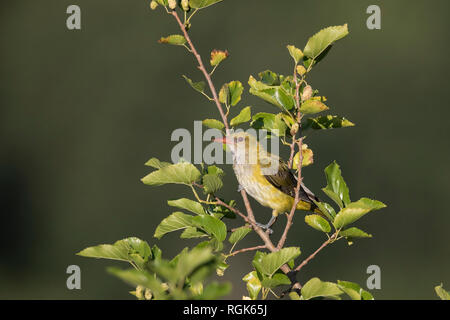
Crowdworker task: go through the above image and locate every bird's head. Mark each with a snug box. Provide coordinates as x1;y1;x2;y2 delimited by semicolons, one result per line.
214;132;260;164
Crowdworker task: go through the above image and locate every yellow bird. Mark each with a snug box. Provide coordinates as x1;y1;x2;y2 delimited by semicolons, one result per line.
215;131;321;232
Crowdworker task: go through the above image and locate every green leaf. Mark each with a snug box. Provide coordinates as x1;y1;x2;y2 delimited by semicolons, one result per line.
258;70;280;85
141;162;201;186
305;214;331;233
435;284;450;300
301;277;344;300
192;215;227;242
145;157;171;169
300;98;329;115
287;45;304;64
337;280;374;300
182;75;206;94
206;165;224;176
154;212;194;239
158;34;186;46
228;226;252;244
202;119;225;130
259;247;301;277
230;106;251;127
216;261;228;276
243;271;262;300
180;226;208;239
261;272;291;289
77;237;151;263
306;115;355;130
168;198;205;215
249;76;295;112
339;227;372;239
313;201;336;221
219;81;243;106
151;245;162;262
261;87;295;111
289;292;301;300
196;282;231;299
107;267;167;299
322;161;350;209
208;237;224;252
303;24;349;60
207;200;236;219
189;0;223;9
251;251;267;275
175;247;216;281
202;174;223;194
334;198;386;229
251;112;287;137
210;49;229;67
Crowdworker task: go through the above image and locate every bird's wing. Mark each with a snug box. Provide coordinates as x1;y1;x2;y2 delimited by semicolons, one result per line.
263;159;319;204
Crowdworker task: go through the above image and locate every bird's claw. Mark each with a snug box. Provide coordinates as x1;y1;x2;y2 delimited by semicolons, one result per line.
255;222;274;235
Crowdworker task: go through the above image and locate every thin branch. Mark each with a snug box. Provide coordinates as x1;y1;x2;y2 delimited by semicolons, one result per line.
277;65;304;250
170;8;295;277
228;245;266;257
215;197;253;224
170;10;229;132
294;232;338;272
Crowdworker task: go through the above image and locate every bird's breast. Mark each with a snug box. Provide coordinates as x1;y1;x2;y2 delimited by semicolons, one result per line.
233;164;294;213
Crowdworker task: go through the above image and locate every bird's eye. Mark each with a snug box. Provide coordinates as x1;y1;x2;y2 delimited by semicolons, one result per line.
238;137;244;142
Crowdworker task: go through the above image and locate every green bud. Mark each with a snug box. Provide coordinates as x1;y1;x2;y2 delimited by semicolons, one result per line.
168;0;177;9
181;0;190;11
301;85;313;101
144;288;153;300
291;122;299;135
296;65;306;76
161;282;169;291
135;285;145;299
150;1;158;10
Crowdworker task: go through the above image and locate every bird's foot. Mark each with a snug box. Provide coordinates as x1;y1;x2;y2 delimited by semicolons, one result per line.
255;222;274;235
255;216;277;235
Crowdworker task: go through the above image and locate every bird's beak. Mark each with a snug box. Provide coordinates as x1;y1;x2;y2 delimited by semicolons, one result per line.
213;136;234;144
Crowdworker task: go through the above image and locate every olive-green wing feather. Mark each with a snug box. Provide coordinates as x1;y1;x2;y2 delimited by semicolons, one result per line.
263;159;319;204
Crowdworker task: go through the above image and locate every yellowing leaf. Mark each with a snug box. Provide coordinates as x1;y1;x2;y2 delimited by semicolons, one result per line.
219;81;243;106
293;144;314;169
287;45;304;64
158;34;186;46
435;284;450;300
210;49;229;66
242;271;262;300
300;98;329;115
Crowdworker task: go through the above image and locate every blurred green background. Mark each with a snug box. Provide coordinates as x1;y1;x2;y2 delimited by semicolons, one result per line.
1;0;449;299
